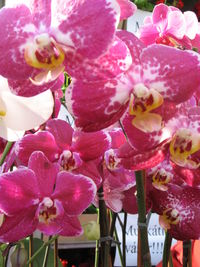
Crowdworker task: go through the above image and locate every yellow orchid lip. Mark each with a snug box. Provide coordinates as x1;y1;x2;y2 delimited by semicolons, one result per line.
152;169;172;191
159;208;180;230
24;33;65;70
170;129;200;169
0;110;6;117
129;84;164;133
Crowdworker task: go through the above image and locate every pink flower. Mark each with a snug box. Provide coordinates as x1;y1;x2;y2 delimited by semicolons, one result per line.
16;118;111;164
0;151;96;242
150;184;200;240
66;31;200;151
0;0;134;96
139;4;199;47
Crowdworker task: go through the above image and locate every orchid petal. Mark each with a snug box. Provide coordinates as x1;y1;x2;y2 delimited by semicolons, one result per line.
0;5;34;79
184;11;199;40
142;45;200;103
152;3;169;32
72;130;111;160
16;131;60;165
51;0;120;59
28;151;60;197
166;11;186;39
64;36;132;81
0;209;37;243
1;86;54;131
46;119;73;150
8;76;63;97
52;172;96;216
66;77;131;131
0;169;39;215
116;0;136;21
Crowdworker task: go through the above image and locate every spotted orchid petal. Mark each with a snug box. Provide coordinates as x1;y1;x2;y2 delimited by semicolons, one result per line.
64;35;132;81
51;0;120;59
141;45;200;103
150;184;200;240
0;5;35;80
8;76;63;97
66;76;132;132
52;171;96;216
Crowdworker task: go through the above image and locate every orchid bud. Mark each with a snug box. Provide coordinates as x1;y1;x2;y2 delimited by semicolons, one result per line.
10;245;28;267
83;221;100;240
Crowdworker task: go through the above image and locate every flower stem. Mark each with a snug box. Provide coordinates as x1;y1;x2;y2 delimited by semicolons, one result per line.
98;187;110;267
95;209;100;267
42;236;52;267
114;227;124;267
54;238;58;267
0;141;13;166
29;235;33;267
26;235;58;265
135;170;151;267
162;231;172;267
183;240;192;267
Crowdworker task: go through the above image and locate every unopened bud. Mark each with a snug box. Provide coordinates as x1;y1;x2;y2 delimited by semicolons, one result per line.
83;221;100;240
10;245;28;267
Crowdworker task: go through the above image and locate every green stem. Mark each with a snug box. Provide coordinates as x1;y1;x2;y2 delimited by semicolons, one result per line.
98;187;110;267
169;252;174;267
183;240;192;267
135;170;151;267
29;235;33;267
42;236;51;267
95;209;100;267
26;236;58;265
162;231;172;267
0;141;13;166
54;238;58;267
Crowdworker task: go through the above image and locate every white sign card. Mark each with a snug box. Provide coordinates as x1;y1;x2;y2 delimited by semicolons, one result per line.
114;213;176;266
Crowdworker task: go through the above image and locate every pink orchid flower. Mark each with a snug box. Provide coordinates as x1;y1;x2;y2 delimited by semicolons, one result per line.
0;76;54;141
139;4;199;47
66;31;200;151
0;0;136;96
0;151;96;242
150;184;200;240
16;118;111;164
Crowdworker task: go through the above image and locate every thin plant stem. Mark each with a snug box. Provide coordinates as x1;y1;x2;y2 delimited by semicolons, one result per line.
0;141;13;166
54;238;58;267
122;213;127;267
162;231;172;267
109;212;117;238
114;228;124;267
29;235;33;267
135;170;151;267
98;187;110;267
183;240;192;267
42;236;52;267
95;209;100;267
26;235;58;265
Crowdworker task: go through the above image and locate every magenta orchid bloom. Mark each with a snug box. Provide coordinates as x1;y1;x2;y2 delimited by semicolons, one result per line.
150;184;200;240
139;4;199;47
0;0;136;96
66;31;200;151
0;151;96;242
16;119;111;187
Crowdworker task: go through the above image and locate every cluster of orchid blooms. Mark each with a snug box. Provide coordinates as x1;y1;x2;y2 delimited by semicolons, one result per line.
0;0;200;254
